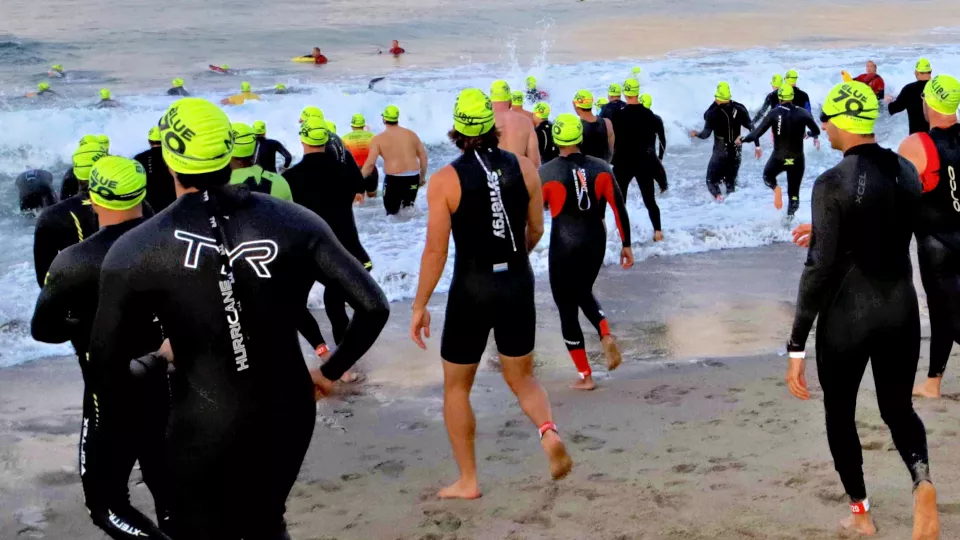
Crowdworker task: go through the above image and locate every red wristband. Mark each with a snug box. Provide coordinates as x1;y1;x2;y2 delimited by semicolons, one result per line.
538;422;558;439
315;344;329;357
850;499;870;514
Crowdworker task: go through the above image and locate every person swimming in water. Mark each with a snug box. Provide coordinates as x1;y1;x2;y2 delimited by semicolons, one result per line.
17;169;57;212
387;40;405;55
96;88;120;109
221;81;260;105
27;81;57;98
525;76;548;102
308;47;328;64
48;64;65;78
168;78;189;97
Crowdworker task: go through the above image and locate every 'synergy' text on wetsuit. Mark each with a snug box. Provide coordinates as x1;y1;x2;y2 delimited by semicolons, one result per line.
611;103;666;231
695;101;755;197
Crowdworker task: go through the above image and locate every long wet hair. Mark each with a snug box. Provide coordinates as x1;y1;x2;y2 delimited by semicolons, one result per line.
447;127;500;152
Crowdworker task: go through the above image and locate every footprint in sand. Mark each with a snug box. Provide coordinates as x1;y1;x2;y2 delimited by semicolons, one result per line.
861;441;884;451
574;488;601;501
36;469;79;487
372;460;406;478
784;476;808;488
397;421;428;431
938;502;960;515
340;473;364;482
671;464;697;474
570;432;606;451
496;428;531;440
609;448;626;454
816;489;847;504
307;479;342;492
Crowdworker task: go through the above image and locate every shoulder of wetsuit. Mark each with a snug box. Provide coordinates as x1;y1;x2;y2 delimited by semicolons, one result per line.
894;154;923;194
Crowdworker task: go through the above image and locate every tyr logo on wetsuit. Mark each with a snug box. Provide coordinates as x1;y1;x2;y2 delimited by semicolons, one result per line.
174;230;278;277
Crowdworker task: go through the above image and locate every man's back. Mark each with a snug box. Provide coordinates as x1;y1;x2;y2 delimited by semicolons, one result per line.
134;147;177;212
373;126;422;174
612;104;658;161
495;109;539;166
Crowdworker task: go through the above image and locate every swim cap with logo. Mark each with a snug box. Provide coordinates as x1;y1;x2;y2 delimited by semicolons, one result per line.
231;122;258;158
715;82;732;101
641;93;653;108
924;75;960;115
552;113;584;146
490;80;511;102
326;120;338;133
595;98;608;112
777;83;795;101
533;102;551;120
300;106;324;124
79;134;98;145
771;74;783;87
785;69;799;82
916;58;933;74
453;88;495;136
821;81;879;135
73;142;106;181
148;126;161;143
88;156;147;211
97;134;110;148
159;98;234;174
350;113;366;128
573;89;594;110
623;78;640;97
100;88;111;100
38;82;50;92
240;81;251;93
383;105;400;122
172;78;185;88
526;76;537;90
252;120;266;135
608;83;622;96
299;115;330;146
511;91;524;107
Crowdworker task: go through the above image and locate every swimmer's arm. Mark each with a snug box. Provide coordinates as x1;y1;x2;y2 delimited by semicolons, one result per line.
33;211;64;287
656;115;666;160
802;110;821;139
416;135;428;186
598;168;631;247
605;118;615;163
413;166;455;310
898;135;933;191
753;95;773;125
277;141;293;168
694;114;713;139
30;256;80;344
519;156;545;251
741;111;772;145
526;127;541;168
360;136;381;178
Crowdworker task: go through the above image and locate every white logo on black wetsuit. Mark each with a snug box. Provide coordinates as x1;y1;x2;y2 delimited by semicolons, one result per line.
174;230;279;278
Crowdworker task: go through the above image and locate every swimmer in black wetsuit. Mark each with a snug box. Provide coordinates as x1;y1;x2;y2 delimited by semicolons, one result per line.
573;89;614;163
897;74;960;400
33;142;104;286
599;82;628;120
690;82;756;201
96;88;121;109
752;74;783;124
252;120;293;173
299;106;364;173
886;58;934;135
525;76;547;102
82;98;389;540
741;83;821;216
786;81;939;539
17;169;56;211
532;102;559;165
411;88;572;500
134;127;178;212
539;113;633;390
611;78;667;241
31;156;170;534
783;69;812;114
167;78;189;97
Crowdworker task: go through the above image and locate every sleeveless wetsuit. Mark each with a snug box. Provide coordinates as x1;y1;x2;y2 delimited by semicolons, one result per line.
580;118;610;162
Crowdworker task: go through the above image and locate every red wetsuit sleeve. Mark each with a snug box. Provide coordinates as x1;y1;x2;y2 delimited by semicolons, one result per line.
918;132;941;193
541;181;566;218
596;171;631;247
316;55;328;65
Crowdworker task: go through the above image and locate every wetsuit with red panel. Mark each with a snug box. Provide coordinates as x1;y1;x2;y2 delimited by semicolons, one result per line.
314;55;328;65
388;47;405;55
854;73;886;100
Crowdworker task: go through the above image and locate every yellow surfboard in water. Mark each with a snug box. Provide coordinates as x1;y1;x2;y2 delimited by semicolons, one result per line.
220;92;261;106
291;56;315;63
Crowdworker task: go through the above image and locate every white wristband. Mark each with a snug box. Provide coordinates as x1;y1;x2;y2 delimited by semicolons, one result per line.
788;351;806;359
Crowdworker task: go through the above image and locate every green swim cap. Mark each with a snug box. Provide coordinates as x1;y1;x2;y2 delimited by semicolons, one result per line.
453;88;495;136
72;142;106;181
533;101;551;120
785;69;799;82
526;76;537;91
52;64;64;73
275;83;287;91
240;81;251;93
159;98;234;174
511;91;524;107
172;78;184;88
88;156;147;211
231;122;258;158
38;82;50;92
573;89;594;110
771;74;783;88
300;106;324;124
350;113;366;128
632;67;642;76
490;80;511;103
915;58;933;74
595;97;608;112
97;134;110;150
924;75;960;115
777;83;795;101
715;81;732;101
383;104;400;122
299;115;329;146
552;113;583;146
79;134;98;145
326;120;337;133
252;120;266;135
623;78;640;97
148;126;162;143
641;93;652;108
822;81;879;135
221;65;230;70
608;83;622;97
100;88;111;100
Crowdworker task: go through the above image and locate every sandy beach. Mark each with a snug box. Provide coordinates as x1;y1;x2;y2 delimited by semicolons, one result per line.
3;243;959;539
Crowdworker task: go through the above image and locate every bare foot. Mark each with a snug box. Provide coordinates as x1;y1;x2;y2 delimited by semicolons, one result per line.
913;378;943;399
570;376;596;391
773;186;783;210
541;431;573;480
653;230;664;242
913;482;939;540
839;513;877;537
602;335;622;371
437;478;481;500
715;195;724;203
340;370;363;384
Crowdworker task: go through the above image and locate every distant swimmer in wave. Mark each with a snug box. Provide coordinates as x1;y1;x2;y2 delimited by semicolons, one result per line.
525;76;548;102
885;58;934;134
167;77;189;96
532;102;559;165
274;83;288;94
17;169;57;212
511;90;537;126
491;79;540;167
342;113;379;197
753;74;784;124
573;89;614;163
25;81;57;98
361;105;428;214
384;39;405;55
221;81;261;105
300;46;328;64
96;88;120;108
690;82;756;202
598;83;625;120
209;63;231;74
48;64;65;78
854;60;886;100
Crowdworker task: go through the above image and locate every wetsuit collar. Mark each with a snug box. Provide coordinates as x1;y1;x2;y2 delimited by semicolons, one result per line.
843;142;883;158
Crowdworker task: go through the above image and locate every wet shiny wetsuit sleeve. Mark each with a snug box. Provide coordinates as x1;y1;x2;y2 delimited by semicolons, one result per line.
741;109;775;145
801;109;821;139
596;169;631;247
654;114;666;161
754;92;777;124
694;107;715;140
275;140;293;169
34;206;81;287
30;249;87;346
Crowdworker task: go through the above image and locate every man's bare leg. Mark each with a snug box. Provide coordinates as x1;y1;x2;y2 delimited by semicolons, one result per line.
438;360;482;499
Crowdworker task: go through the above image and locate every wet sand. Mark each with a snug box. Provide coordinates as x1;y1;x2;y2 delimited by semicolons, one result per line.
3;243;960;539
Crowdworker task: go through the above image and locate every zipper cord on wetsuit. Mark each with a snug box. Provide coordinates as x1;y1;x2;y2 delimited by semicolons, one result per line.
573;167;591;211
474;150;517;253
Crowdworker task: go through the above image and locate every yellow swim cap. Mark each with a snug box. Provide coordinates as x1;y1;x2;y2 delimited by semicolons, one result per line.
231;122;258;158
821;81;879;135
632;67;642;76
916;58;933;74
88;156;147;211
100;88;111;100
300;115;329;146
383;105;400;122
573;89;594;110
252;120;266;135
490;80;511;103
275;83;287;91
172;78;184;88
326;120;337;133
453;88;495;136
159;98;234;174
526;76;537;90
97;134;110;149
552;113;583;146
240;81;251;93
623;78;640;97
52;64;64;73
785;69;799;82
350;113;366;128
771;74;783;88
641;93;652;108
73;142;106;181
533;101;551;120
148;126;161;143
511;91;524;107
38;82;50;92
777;83;795;101
924;75;960;115
300;106;324;124
79;134;98;145
608;83;622;97
221;65;230;71
715;82;732;101
595;97;608;112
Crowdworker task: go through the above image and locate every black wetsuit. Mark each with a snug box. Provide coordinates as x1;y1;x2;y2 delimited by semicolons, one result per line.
96;100;121;109
134;146;177;212
30;217;170;531
788;144;929;502
167;87;190;97
581;118;611;162
17;169;56;211
916;124;960;379
442;148;535;363
599;99;627;121
254;138;293;173
695;101;755;197
753;90;779;124
888;80;929;134
540;154;630;376
742;103;820;215
611;103;666;231
526;89;547;102
83;185;389;539
33;190;98;287
792;87;812;114
535;121;559;165
61;169;80;200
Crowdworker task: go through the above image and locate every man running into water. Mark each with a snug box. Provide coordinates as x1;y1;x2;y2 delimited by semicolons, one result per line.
135;127;177;212
532;102;559;165
17;169;56;212
783;70;812;113
361;105;428;214
897;74;960;400
740;83;820;216
786;81;938;540
752;74;783;124
886;58;934;134
168;78;189;97
61;135;100;200
854;60;885;100
511;91;537;126
540;113;633;390
490;80;540;167
31;156;170;534
690;82;756;201
81;98;389;539
598;82;627;120
228;122;293;201
411;88;572;500
250;120;292;174
33;142;103;286
612;78;667;241
525;76;547;102
343;113;380;197
572;89;614;163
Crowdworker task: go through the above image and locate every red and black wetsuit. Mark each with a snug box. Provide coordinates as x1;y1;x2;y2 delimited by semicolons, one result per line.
388;47;405;55
854;73;886;100
314;55;328;65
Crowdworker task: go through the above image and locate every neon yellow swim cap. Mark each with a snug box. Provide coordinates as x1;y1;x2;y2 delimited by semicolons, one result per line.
252;120;266;135
608;83;622;97
221;65;230;70
73;142;106;181
88;156;147;211
326;120;337;133
822;81;879;135
79;134;98;145
641;93;652;109
533;102;551;120
924;75;960;115
100;88;111;100
777;83;795;101
715;82;732;101
785;69;799;82
38;82;50;92
771;74;783;88
159;98;234;174
453;88;495;136
299;115;329;146
916;58;933;74
632;67;642;76
148;126;161;143
172;78;184;88
97;134;110;150
552;113;583;146
623;78;640;97
240;81;251;93
383;105;400;122
573;89;594;110
526;76;537;91
52;64;64;73
490;80;511;102
275;83;287;91
350;113;366;128
231;122;258;158
300;106;324;124
595;98;608;112
511;91;525;107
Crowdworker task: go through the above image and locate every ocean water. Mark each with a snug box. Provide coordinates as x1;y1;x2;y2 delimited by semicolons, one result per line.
1;2;959;367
